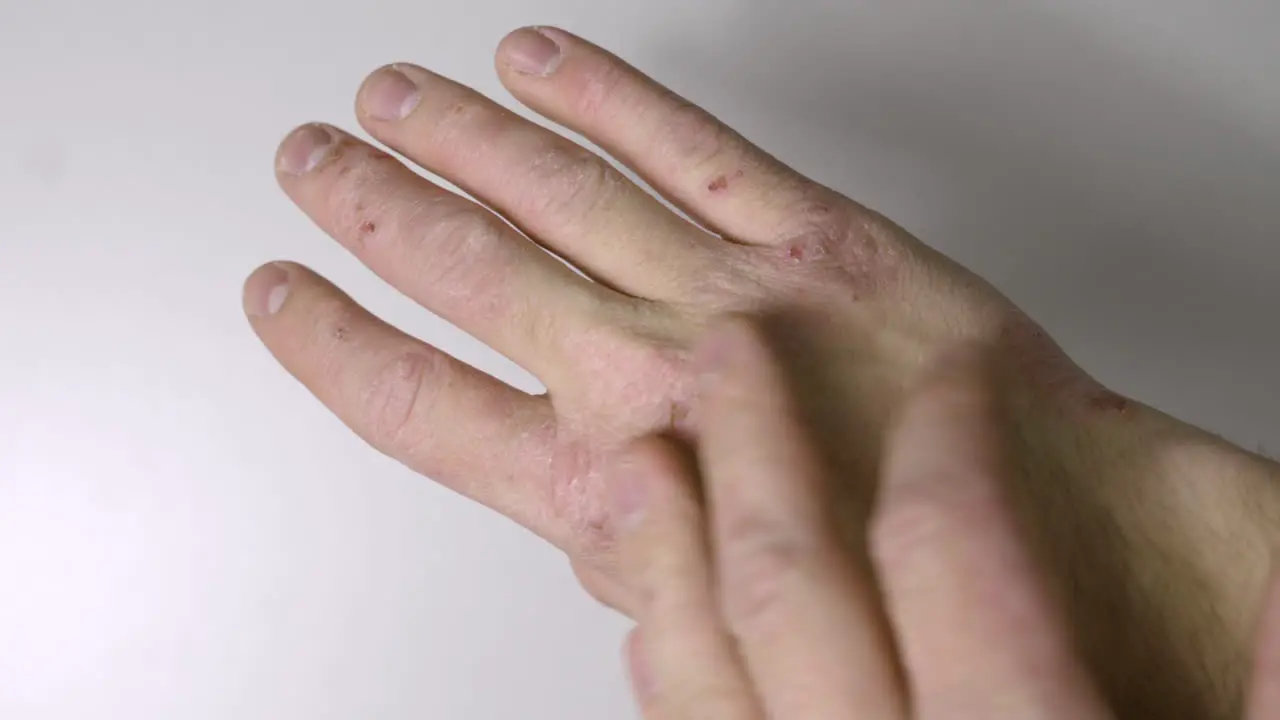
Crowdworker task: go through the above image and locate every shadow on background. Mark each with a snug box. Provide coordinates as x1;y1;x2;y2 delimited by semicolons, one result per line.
640;0;1280;448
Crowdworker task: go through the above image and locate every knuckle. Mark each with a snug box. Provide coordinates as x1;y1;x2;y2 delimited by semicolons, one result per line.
770;197;907;290
657;100;730;170
719;522;809;633
415;208;508;294
773;197;859;256
360;351;442;454
521;148;616;223
871;484;973;571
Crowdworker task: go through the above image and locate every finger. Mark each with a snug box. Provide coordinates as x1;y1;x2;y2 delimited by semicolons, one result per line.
570;557;634;615
242;262;563;541
1247;560;1280;719
696;318;904;719
871;346;1110;720
623;628;655;706
355;64;725;301
496;27;861;248
274;123;612;385
612;437;761;720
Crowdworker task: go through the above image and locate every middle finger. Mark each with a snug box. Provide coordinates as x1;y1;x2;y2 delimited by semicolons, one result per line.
354;63;730;301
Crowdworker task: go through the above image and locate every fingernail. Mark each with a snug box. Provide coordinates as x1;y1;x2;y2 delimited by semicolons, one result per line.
245;263;290;317
609;457;648;532
266;282;289;315
277;124;335;175
361;66;422;121
505;27;563;76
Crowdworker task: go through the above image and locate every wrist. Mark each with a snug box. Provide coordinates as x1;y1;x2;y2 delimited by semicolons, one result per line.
1119;412;1278;659
1023;393;1280;718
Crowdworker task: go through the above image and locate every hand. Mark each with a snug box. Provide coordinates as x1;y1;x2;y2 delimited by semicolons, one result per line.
242;27;1280;717
614;319;1280;720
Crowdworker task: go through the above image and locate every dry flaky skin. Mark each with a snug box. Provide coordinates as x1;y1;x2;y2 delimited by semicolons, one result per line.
244;27;1280;719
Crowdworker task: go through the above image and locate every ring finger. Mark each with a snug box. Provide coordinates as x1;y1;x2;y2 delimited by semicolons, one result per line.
274;123;619;386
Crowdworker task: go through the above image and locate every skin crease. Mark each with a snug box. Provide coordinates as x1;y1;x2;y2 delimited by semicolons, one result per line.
243;27;1280;718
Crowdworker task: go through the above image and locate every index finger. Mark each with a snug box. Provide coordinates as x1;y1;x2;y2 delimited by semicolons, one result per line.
696;318;905;719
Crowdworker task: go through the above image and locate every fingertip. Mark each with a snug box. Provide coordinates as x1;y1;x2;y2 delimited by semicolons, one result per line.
243;262;294;319
356;63;424;124
275;123;340;177
495;26;568;78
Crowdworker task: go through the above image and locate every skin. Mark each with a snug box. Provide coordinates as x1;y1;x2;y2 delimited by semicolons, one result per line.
241;27;1280;718
616;320;1280;720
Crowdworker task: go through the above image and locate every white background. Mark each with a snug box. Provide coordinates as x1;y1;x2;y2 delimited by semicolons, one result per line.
1;1;1278;718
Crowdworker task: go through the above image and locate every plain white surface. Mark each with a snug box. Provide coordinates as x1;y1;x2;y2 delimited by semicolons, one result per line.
1;1;1278;718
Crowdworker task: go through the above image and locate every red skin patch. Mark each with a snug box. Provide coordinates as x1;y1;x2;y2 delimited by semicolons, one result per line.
359;221;377;235
784;238;829;264
1089;391;1131;414
707;169;745;193
1002;315;1133;418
